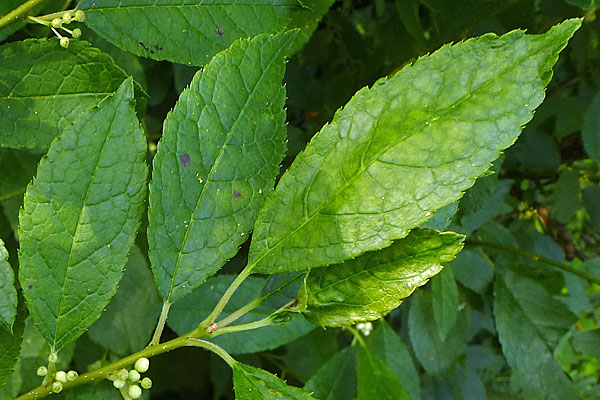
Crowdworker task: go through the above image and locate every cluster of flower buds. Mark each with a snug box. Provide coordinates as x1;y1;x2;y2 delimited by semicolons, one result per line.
36;362;79;394
28;10;85;48
107;358;152;399
356;321;373;336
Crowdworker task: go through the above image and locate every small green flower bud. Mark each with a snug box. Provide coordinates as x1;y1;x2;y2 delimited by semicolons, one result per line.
117;368;129;381
48;352;58;363
72;28;82;39
128;370;140;382
128;384;142;399
59;37;70;48
134;357;149;373
113;379;125;389
55;370;67;383
74;10;85;22
52;382;63;393
51;18;62;28
140;377;152;389
62;12;72;24
36;366;48;376
67;370;78;381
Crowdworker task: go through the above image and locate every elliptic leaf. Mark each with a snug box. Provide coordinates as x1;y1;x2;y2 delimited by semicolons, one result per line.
148;33;294;304
168;275;314;354
431;266;459;341
18;79;147;351
249;20;581;274
494;274;579;399
552;169;580;224
448;249;493;294
0;239;16;331
79;0;310;66
232;362;317;399
301;229;464;327
87;246;161;355
303;347;357;400
0;39;130;149
582;92;600;161
357;347;411;400
583;184;600;232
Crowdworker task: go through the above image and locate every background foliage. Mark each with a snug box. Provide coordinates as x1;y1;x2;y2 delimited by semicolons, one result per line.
1;0;600;399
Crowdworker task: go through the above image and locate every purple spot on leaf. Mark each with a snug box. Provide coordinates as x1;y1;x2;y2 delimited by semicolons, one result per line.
180;153;190;166
232;189;242;199
28;285;33;289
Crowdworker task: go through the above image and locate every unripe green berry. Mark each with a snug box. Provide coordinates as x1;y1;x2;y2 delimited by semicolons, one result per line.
134;357;149;373
50;18;62;28
67;370;78;381
74;10;85;22
55;370;67;383
117;368;129;381
62;12;72;23
140;377;152;389
52;382;63;393
128;370;140;382
113;379;125;389
59;37;70;48
72;28;82;39
128;384;142;399
36;366;47;376
48;352;58;363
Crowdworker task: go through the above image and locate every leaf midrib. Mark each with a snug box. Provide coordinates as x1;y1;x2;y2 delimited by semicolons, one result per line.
250;31;564;272
166;34;293;302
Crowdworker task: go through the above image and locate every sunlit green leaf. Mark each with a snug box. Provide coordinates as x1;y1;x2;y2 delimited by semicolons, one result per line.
0;239;16;331
233;362;316;399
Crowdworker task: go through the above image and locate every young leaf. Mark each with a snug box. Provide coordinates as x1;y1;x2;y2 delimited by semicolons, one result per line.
494;274;579;399
79;0;310;66
431;265;458;341
168;275;314;354
0;239;16;331
87;246;161;355
18;78;147;351
408;289;470;375
232;362;316;399
366;321;420;400
303;347;357;400
249;19;581;274
0;39;130;150
357;347;411;400
148;33;294;305
300;229;464;327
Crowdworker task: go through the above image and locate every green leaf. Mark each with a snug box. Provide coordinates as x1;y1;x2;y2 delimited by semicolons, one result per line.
0;39;130;150
0;239;16;331
303;347;357;400
168;275;314;354
494;274;579;399
282;329;339;378
572;330;600;359
357;347;411;400
408;289;470;375
232;362;317;399
148;33;294;304
457;175;513;233
582;92;600;161
583;184;600;231
448;249;493;294
552;169;580;224
87;246;161;355
18;78;147;351
79;0;310;66
366;321;420;400
286;0;335;55
301;229;464;327
419;202;458;231
249;19;581;274
432;266;459;341
0;149;41;236
0;299;24;389
0;0;27;42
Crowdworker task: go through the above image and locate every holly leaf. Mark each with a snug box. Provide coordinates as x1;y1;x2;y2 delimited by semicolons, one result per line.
18;79;147;351
249;20;581;274
300;229;463;327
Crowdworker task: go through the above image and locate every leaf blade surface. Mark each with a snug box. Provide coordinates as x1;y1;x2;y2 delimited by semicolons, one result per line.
0;239;16;331
233;362;317;399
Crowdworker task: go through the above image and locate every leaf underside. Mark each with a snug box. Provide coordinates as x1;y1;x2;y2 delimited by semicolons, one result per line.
249;19;581;275
0;39;130;150
301;229;463;327
148;32;294;304
18;79;147;351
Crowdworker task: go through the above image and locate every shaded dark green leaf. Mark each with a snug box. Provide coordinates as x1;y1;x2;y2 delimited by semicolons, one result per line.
432;266;459;341
357;346;411;400
233;362;316;399
303;347;357;400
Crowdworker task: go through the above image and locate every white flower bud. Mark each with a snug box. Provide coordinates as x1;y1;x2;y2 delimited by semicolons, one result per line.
67;370;78;381
55;370;67;383
113;379;126;389
74;10;86;22
134;357;149;373
52;382;63;393
48;352;58;363
141;377;152;389
117;368;129;381
51;18;62;28
72;28;82;39
62;12;72;24
36;366;47;376
128;384;142;399
60;37;70;48
128;369;140;382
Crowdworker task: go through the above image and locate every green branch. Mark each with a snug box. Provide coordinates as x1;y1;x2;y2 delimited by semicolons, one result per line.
466;239;600;286
0;0;50;31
